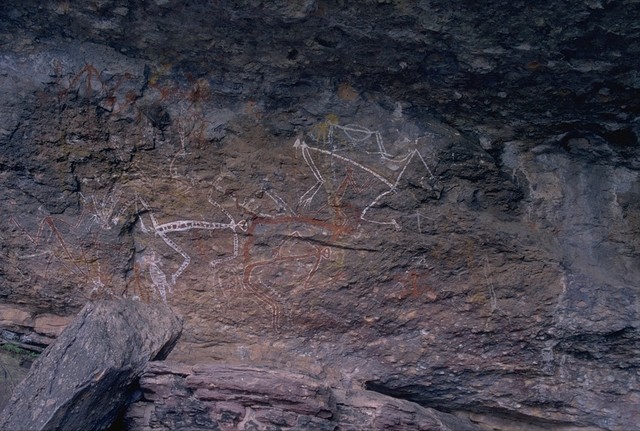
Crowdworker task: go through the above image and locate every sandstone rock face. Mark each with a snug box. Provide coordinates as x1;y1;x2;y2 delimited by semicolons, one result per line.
0;300;182;431
0;1;639;430
124;361;481;431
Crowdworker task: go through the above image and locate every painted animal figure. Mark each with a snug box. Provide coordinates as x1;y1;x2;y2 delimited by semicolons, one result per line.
137;195;247;285
294;135;434;230
241;216;337;330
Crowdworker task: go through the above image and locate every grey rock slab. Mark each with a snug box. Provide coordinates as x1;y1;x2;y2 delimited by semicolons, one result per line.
0;300;182;431
124;361;482;431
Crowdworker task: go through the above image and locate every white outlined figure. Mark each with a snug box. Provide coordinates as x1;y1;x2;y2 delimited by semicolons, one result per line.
84;191;121;231
82;188;135;231
294;128;435;230
141;250;172;303
235;188;297;220
326;123;393;158
136;195;247;286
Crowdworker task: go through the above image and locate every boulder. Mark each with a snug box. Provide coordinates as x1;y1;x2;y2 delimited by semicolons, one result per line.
0;300;182;431
123;361;481;431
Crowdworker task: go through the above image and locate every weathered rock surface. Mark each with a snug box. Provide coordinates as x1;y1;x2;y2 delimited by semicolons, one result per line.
1;302;73;350
0;1;638;430
124;361;480;431
0;348;34;412
0;300;182;431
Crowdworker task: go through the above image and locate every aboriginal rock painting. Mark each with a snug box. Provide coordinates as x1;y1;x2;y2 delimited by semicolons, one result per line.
294;124;434;230
295;123;437;229
8;195;131;300
9;118;441;330
130;122;439;329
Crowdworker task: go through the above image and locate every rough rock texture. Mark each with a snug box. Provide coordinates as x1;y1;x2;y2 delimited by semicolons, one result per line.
124;361;480;431
0;300;182;431
0;348;34;412
1;302;73;350
0;1;639;430
0;304;73;407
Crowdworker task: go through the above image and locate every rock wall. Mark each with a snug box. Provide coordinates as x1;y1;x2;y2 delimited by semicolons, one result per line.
0;1;639;430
